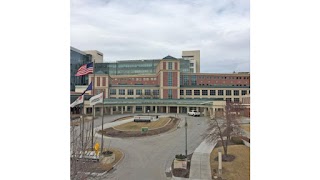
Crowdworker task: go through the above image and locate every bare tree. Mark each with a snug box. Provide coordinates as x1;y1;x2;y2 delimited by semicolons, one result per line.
207;102;242;159
70;116;99;180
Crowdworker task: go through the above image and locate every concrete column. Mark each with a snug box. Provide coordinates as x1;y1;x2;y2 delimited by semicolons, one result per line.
125;106;127;112
132;106;136;113
155;106;158;113
93;107;96;117
177;106;179;114
83;107;87;114
143;106;146;113
187;107;190;113
166;106;169;113
196;107;199;112
110;107;113;115
212;108;215;118
204;108;207;116
121;106;124;114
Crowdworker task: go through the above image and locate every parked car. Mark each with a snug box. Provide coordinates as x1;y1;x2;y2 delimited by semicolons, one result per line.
187;110;201;116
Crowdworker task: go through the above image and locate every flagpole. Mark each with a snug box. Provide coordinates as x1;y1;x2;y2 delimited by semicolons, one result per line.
101;90;104;154
92;59;95;151
81;98;84;150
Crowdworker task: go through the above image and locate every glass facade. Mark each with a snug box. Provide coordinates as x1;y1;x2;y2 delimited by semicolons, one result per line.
70;47;91;91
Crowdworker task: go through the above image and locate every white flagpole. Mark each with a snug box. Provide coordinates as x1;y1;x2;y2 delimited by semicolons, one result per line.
92;59;95;151
101;90;105;154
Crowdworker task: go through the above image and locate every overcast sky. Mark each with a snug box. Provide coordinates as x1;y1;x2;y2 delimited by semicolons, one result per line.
71;0;249;73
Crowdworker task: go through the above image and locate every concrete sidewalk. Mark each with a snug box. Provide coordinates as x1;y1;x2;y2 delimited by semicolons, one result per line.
188;138;217;180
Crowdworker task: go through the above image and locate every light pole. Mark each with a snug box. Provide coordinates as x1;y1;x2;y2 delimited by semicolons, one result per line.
185;117;188;159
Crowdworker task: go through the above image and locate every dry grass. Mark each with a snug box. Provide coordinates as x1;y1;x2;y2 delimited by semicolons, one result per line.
113;117;170;131
84;147;123;173
210;145;250;180
241;124;250;133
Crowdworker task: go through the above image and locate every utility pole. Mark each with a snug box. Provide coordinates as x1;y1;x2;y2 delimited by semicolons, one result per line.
185;117;188;158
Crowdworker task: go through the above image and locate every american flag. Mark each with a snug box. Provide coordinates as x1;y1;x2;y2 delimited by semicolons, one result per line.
75;62;93;76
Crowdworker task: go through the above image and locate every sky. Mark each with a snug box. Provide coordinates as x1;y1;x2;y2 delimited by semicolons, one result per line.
71;0;250;73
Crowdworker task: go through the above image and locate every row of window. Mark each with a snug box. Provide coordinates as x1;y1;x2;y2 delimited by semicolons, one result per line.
180;90;248;96
197;76;249;80
110;89;159;96
112;77;157;81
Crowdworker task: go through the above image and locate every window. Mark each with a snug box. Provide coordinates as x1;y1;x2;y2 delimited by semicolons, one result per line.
168;62;173;70
226;90;231;96
168;72;173;86
183;76;189;85
234;98;240;102
110;89;116;95
242;90;247;95
191;75;197;85
136;89;142;95
234;90;239;96
226;98;232;102
103;77;106;86
180;90;184;95
202;90;208;95
128;89;134;95
218;90;224;96
119;89;125;95
153;90;159;96
145;89;151;95
186;90;192;95
168;89;172;99
97;77;100;86
190;63;194;67
210;90;216;96
194;90;200;96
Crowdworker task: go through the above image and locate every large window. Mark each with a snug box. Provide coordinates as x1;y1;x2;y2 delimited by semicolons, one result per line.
168;89;172;99
110;89;116;95
136;89;142;95
168;62;173;70
183;76;189;85
226;98;232;102
234;90;239;96
191;75;197;85
128;89;134;95
168;72;173;86
241;90;247;95
218;90;224;96
145;89;151;95
153;89;159;96
234;98;240;102
226;90;231;96
180;90;184;95
202;90;208;96
210;90;216;96
186;90;192;95
194;90;200;96
119;89;125;95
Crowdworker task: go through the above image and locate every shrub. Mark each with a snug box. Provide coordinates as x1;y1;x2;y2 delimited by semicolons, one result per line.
175;154;187;159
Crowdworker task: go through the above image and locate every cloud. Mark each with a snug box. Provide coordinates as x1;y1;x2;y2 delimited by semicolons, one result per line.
71;0;250;72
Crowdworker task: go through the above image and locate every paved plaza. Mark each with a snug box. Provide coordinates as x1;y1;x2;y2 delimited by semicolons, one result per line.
72;113;215;180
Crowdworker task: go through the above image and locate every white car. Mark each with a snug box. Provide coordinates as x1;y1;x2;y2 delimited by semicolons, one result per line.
187;110;201;116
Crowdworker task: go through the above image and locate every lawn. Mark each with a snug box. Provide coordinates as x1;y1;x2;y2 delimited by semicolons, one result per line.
241;124;250;133
210;145;250;180
113;117;171;131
